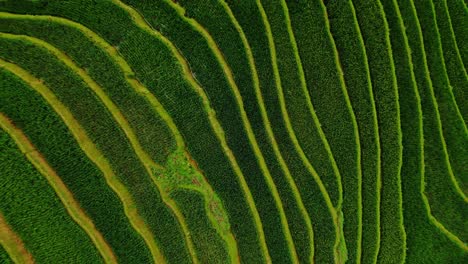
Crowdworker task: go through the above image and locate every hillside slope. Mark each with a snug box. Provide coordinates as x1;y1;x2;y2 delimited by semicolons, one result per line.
0;0;466;263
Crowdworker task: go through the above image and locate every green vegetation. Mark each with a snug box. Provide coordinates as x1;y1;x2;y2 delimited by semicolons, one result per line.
412;0;468;244
0;35;191;263
433;0;468;124
0;0;466;263
351;1;406;263
0;245;13;264
396;0;467;262
170;189;230;264
414;0;468;200
0;114;102;263
325;1;381;263
120;1;298;262
0;14;176;164
285;0;361;263
0;62;153;263
175;0;314;262
446;0;468;70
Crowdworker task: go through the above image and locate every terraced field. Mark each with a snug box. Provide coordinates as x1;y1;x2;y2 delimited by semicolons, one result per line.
0;0;466;263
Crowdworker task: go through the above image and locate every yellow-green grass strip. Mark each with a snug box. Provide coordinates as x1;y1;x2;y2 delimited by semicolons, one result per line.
0;58;165;264
439;0;468;124
0;15;235;232
314;0;364;261
394;0;468;259
0;213;35;264
279;0;344;210
325;0;383;262
281;0;363;261
441;0;468;78
348;1;383;260
408;0;468;245
0;12;183;151
177;185;240;264
432;0;468;193
0;31;199;263
0;114;117;264
256;0;348;262
376;1;407;262
412;0;468;201
350;0;406;261
160;1;299;261
0;11;238;263
218;1;315;262
433;0;468;127
110;0;271;261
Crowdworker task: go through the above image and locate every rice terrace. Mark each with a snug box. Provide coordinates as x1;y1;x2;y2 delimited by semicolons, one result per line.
0;0;466;263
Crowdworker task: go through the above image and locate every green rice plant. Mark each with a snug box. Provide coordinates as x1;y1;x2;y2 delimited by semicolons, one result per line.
426;0;468;194
0;243;13;264
170;189;230;264
0;112;102;263
0;1;270;262
445;0;468;69
0;60;154;263
380;0;424;263
0;15;176;165
394;0;467;262
0;36;192;263
285;0;362;262
411;0;468;244
118;1;299;262
257;0;342;208
224;1;346;262
325;1;381;263
433;0;468;124
0;0;466;262
351;0;406;263
174;0;314;262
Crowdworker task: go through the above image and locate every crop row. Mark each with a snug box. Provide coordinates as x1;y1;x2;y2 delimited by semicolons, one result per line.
325;1;382;263
0;59;157;263
446;0;467;71
0;14;177;166
414;0;468;201
0;0;278;262
0;103;103;263
410;0;468;245
0;15;229;261
227;0;342;262
392;0;467;262
286;1;362;263
0;0;466;262
0;211;33;264
174;0;316;262
170;189;230;264
121;0;304;262
350;0;406;263
0;35;192;262
0;112;117;263
435;0;467;124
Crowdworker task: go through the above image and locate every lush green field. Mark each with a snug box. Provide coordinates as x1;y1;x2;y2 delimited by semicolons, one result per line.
0;0;466;263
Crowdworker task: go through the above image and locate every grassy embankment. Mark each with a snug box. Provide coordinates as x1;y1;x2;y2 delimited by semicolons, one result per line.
325;1;381;263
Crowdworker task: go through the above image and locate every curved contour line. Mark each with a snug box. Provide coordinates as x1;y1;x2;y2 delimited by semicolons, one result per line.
0;58;166;264
109;0;272;261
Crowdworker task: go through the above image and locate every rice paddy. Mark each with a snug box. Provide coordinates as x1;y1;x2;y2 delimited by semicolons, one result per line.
0;0;466;263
